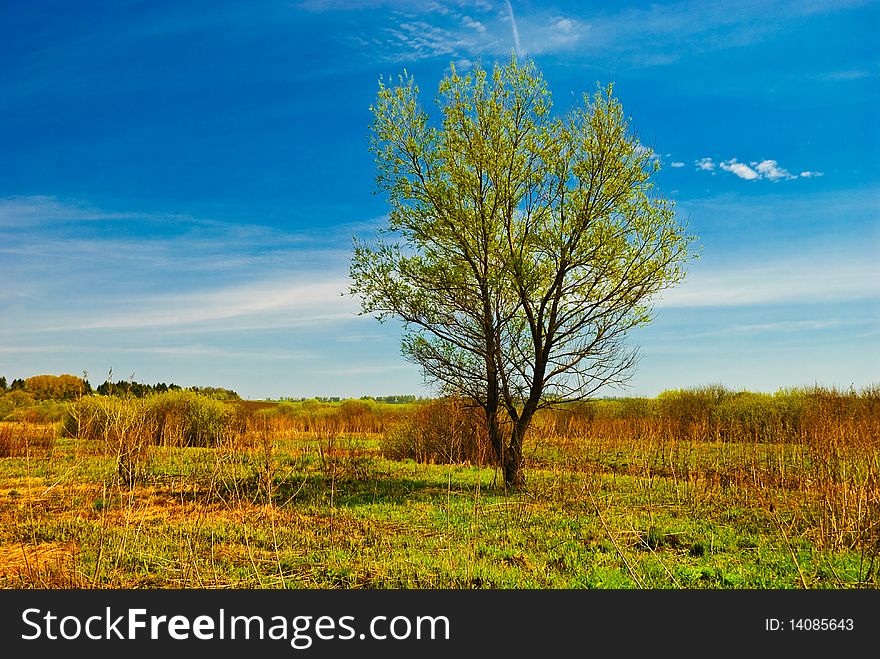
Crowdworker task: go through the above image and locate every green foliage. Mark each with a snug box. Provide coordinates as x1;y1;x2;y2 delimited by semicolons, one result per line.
188;386;241;401
0;390;36;420
96;379;185;397
3;399;68;423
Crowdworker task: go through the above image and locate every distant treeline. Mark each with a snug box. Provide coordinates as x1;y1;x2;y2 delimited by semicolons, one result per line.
1;374;91;400
280;395;422;404
0;374;239;401
95;380;240;400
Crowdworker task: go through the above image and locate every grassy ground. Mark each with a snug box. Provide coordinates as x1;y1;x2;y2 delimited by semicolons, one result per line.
0;423;875;589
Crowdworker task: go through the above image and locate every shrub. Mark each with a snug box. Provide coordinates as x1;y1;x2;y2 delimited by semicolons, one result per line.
62;391;239;448
146;390;236;447
61;396;151;484
4;400;69;424
0;423;55;458
383;397;492;465
0;391;37;421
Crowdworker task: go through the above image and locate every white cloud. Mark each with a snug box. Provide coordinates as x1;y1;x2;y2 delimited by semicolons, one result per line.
554;18;574;32
461;16;486;34
698;157;824;182
660;318;869;342
311;0;871;72
670;161;685;168
753;159;795;180
719;158;760;180
528;16;584;53
0;344;317;361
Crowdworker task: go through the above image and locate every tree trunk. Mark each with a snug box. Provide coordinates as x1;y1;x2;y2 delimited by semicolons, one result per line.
501;418;531;489
484;409;524;489
502;442;525;489
502;402;539;489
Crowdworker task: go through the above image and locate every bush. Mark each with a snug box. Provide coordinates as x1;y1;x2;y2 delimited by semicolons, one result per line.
0;391;36;421
383;397;493;465
0;422;55;458
62;391;239;448
4;400;69;424
146;390;236;447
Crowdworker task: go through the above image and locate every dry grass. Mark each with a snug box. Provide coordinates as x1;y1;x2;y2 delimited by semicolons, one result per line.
0;541;81;587
526;386;879;553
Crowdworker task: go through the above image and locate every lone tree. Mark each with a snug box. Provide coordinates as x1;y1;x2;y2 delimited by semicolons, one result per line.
350;57;694;488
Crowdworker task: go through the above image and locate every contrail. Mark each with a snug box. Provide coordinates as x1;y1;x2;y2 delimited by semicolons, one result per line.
504;0;522;55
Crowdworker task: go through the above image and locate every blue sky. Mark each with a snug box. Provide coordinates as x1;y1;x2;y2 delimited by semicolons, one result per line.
1;0;877;400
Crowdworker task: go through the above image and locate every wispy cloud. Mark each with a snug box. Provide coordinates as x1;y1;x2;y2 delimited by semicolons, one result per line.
504;0;522;56
813;69;877;82
699;319;848;337
656;254;879;308
567;0;872;66
329;0;872;71
0;195;136;228
0;344;317;361
67;278;356;332
727;320;832;335
354;1;586;64
695;157;716;172
0;196;362;336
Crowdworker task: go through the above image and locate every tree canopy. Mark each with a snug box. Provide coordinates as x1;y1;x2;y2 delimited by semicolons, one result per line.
350;57;695;487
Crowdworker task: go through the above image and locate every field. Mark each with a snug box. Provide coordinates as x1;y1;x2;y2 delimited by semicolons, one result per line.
0;386;877;589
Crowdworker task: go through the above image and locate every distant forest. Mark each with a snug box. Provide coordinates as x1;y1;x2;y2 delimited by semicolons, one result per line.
0;373;419;405
0;373;238;401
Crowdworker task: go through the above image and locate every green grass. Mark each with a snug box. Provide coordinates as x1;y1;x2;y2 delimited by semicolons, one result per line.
0;426;875;589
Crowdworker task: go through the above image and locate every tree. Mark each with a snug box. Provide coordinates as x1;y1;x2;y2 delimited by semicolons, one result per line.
24;374;89;400
350;57;694;488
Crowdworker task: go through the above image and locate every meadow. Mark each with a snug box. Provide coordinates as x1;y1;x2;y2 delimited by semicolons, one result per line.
0;384;877;589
